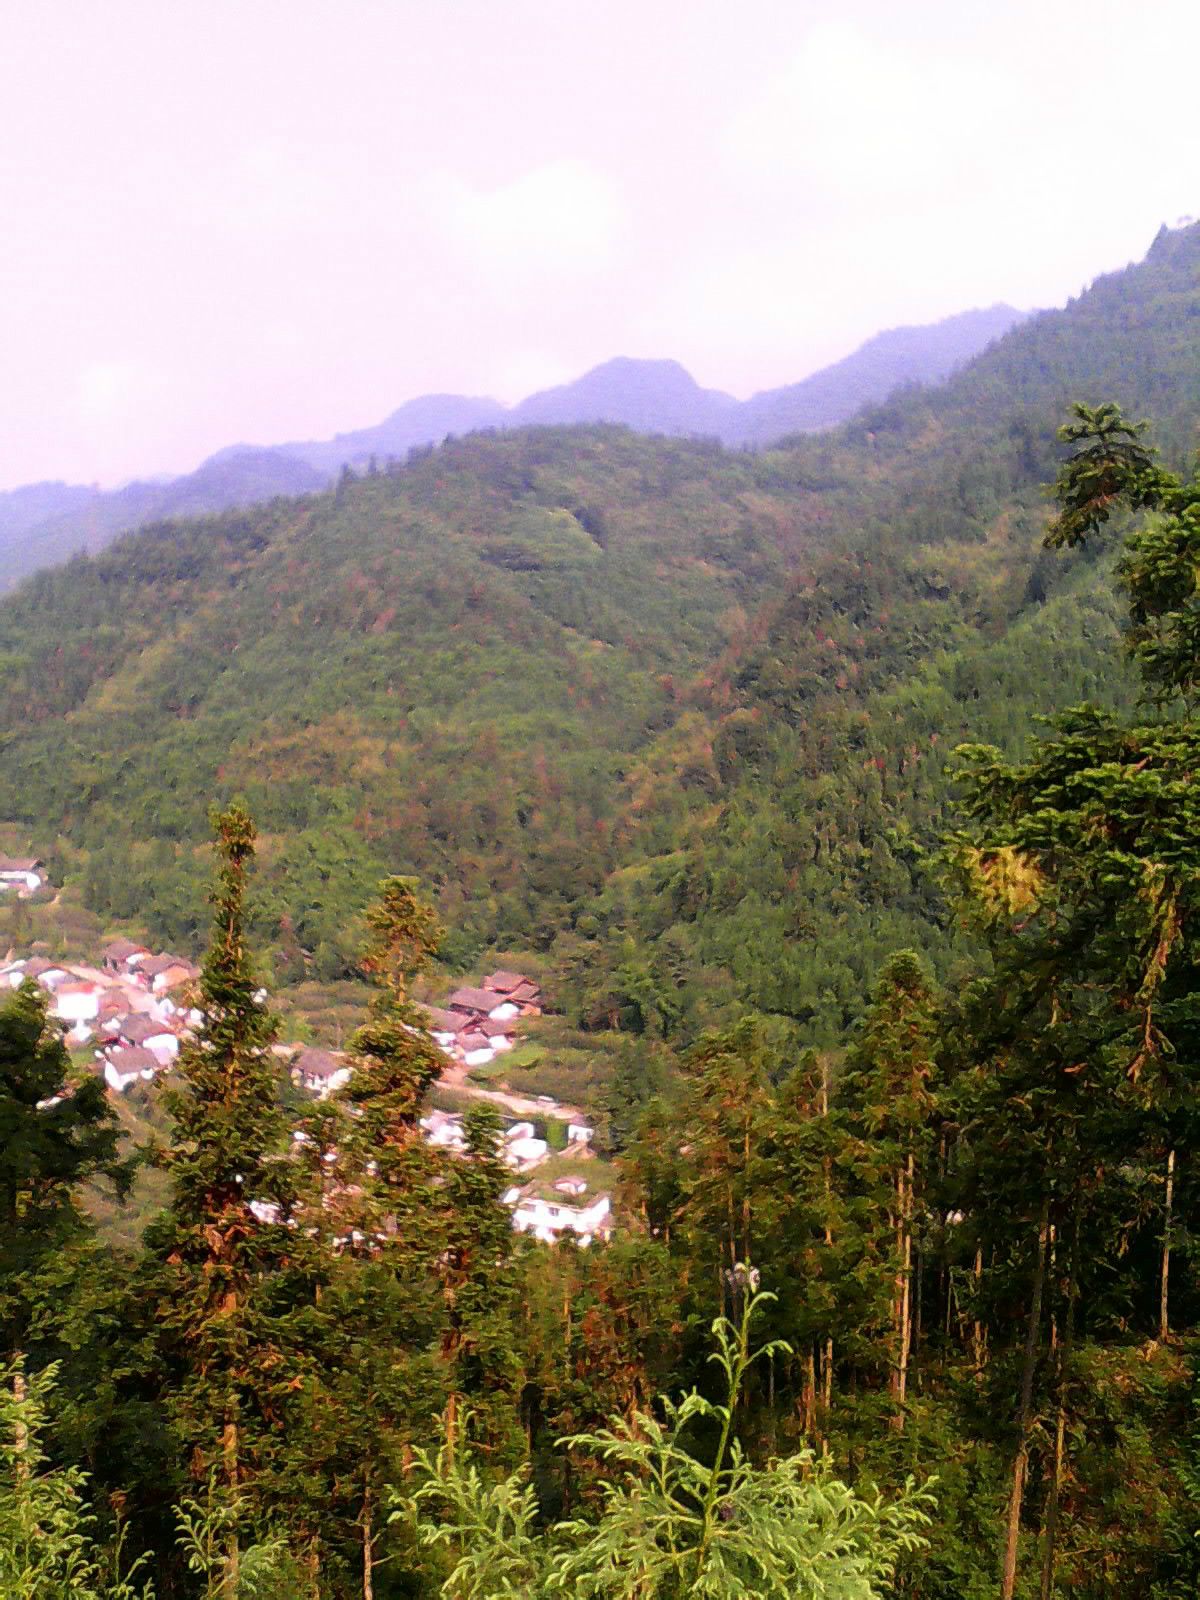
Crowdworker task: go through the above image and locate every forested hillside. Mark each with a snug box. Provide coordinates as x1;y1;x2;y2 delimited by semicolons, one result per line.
6;222;1200;1599
0;305;1022;592
0;223;1196;1029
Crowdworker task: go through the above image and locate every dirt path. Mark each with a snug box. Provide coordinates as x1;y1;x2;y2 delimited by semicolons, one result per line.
435;1057;584;1123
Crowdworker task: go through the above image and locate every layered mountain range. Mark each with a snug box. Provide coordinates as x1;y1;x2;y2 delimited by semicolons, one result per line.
1;222;1197;1036
0;304;1023;590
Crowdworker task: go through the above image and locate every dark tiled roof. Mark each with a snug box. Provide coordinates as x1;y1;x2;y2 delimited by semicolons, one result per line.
105;1046;159;1074
294;1048;344;1080
102;939;149;963
483;970;527;993
422;1006;463;1033
114;1014;167;1045
447;986;503;1015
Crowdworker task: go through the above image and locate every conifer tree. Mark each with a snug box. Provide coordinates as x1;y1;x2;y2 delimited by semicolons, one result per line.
0;978;133;1518
438;1103;521;1462
0;981;126;1366
845;951;939;1429
152;804;300;1591
305;874;448;1597
946;400;1200;1597
342;875;445;1247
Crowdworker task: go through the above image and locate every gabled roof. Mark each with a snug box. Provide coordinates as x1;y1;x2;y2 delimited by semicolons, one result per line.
294;1047;345;1080
481;1017;513;1037
510;980;541;1003
105;1045;159;1074
422;1006;464;1033
447;986;502;1015
483;970;527;994
114;1014;169;1045
0;856;42;873
22;957;62;979
141;954;200;983
102;939;150;963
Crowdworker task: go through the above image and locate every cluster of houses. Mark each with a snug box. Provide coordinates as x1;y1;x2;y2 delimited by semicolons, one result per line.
421;1109;592;1169
420;1109;611;1245
0;855;47;897
6;935;615;1246
2;937;201;1094
423;970;543;1068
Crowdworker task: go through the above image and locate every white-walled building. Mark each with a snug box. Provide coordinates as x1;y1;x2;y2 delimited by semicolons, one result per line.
509;1192;611;1246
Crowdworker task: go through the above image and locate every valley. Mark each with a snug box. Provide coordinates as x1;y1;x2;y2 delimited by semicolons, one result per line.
5;215;1200;1598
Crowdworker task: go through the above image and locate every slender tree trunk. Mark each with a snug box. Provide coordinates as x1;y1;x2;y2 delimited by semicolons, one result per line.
362;1480;375;1600
973;1246;985;1380
444;1391;458;1471
1001;1195;1051;1600
819;1058;835;1430
1040;1201;1080;1600
1160;1148;1176;1342
802;1347;816;1436
895;1152;915;1429
12;1362;27;1476
221;1414;239;1600
742;1118;752;1264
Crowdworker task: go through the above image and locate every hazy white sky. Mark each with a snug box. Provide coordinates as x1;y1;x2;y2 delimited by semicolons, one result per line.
2;0;1198;489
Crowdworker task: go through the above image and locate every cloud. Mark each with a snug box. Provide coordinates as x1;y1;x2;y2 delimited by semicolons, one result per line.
439;159;627;285
76;360;144;423
724;23;1013;208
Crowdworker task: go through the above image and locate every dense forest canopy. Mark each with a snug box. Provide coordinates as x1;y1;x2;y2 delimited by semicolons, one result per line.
5;385;1200;1594
4;221;1200;1596
0;304;1023;594
3;222;1200;1038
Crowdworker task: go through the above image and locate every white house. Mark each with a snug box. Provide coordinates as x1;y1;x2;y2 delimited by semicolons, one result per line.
22;959;69;990
103;1046;160;1093
504;1122;535;1143
421;1111;468;1152
292;1047;352;1099
509;1193;611;1245
0;857;44;896
505;1136;548;1169
567;1123;594;1146
51;982;103;1025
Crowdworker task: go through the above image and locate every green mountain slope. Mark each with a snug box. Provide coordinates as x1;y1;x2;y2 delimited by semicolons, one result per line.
0;306;1025;592
1;223;1197;1028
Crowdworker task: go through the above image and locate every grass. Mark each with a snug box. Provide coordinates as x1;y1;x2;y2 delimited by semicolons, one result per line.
81;1079;173;1249
523;1150;617;1203
467;1056;513;1085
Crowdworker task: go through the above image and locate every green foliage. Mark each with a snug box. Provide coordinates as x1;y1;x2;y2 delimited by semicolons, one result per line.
0;981;128;1359
402;1278;934;1598
0;1360;152;1599
150;805;305;1545
174;1480;310;1600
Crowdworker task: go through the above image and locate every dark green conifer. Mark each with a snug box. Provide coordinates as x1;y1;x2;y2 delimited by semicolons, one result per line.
151;804;298;1586
0;981;126;1363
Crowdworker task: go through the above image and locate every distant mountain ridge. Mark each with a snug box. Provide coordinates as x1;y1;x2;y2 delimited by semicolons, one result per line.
0;303;1025;590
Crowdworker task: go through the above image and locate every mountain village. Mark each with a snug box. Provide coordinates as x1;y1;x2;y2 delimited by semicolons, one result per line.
2;865;611;1247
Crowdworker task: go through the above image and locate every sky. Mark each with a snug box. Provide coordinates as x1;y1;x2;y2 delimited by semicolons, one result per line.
2;0;1199;490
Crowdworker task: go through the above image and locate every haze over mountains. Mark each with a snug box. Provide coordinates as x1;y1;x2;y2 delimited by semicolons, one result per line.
0;303;1023;591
